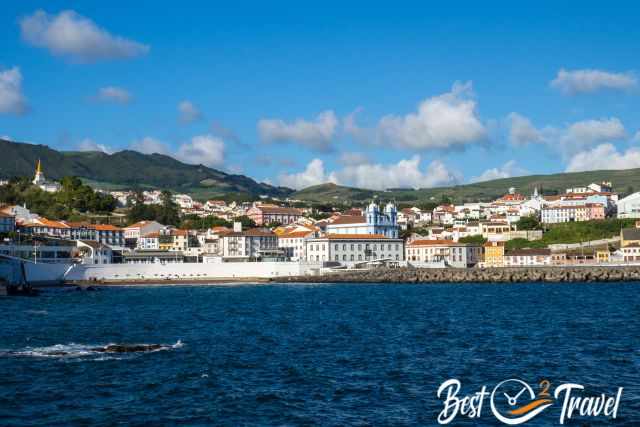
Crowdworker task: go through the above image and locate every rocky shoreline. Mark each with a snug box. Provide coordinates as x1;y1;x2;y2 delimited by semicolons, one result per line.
275;266;640;284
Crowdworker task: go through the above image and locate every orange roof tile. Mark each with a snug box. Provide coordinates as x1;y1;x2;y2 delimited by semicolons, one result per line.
280;231;314;238
330;215;366;225
91;224;121;231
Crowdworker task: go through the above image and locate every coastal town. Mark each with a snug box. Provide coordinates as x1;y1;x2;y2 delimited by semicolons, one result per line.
1;160;640;283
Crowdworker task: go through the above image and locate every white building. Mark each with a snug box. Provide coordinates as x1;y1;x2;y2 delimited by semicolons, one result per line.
77;240;113;264
124;221;165;247
304;234;404;264
220;228;280;261
405;239;482;268
617;192;640;219
326;202;399;238
278;229;315;261
137;232;160;250
32;159;61;193
503;248;552;266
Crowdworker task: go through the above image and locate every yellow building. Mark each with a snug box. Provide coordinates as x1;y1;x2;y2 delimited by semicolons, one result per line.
483;241;505;267
620;227;640;248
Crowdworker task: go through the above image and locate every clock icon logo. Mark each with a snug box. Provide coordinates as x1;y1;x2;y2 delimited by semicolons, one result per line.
490;379;554;425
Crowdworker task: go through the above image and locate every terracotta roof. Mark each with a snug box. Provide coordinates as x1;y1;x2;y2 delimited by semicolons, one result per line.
35;218;69;229
280;231;314;238
330;215;366;225
91;224;121;231
142;232;161;238
484;241;505;247
125;220;157;229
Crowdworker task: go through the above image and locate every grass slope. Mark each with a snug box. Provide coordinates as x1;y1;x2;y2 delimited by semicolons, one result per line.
0;139;292;199
293;170;640;204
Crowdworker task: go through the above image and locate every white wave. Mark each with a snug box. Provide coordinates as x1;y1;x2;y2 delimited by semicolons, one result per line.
1;340;184;358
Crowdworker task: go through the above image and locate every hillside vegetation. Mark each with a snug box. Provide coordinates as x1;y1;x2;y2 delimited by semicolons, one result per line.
506;219;635;250
0;139;292;200
293;170;640;204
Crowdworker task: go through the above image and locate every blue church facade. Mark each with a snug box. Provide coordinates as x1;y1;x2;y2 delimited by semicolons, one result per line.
326;202;399;238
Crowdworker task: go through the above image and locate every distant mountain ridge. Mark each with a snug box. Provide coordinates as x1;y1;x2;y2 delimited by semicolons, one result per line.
0;138;293;199
292;168;640;205
3;138;638;204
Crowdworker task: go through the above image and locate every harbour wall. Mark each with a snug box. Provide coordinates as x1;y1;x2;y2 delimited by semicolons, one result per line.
278;265;640;283
64;261;322;283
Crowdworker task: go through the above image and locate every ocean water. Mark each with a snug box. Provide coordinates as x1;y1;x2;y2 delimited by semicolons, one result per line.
0;282;638;426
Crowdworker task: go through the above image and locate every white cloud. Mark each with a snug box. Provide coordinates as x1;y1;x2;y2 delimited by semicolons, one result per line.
0;67;28;115
632;131;640;143
348;82;486;151
506;113;626;155
97;86;131;104
1;135;13;141
130;137;170;155
178;100;202;123
559;118;626;153
566;144;640;172
77;138;113;154
278;155;461;190
176;134;225;167
506;112;543;146
551;68;637;95
278;159;334;189
258;110;338;152
470;160;528;183
20;10;149;62
338;152;369;166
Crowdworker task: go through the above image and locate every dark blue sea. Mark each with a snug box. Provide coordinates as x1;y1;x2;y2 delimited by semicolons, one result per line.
1;282;638;426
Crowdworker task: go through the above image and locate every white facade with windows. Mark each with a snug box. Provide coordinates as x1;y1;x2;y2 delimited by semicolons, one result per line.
406;240;482;268
304;234;404;264
617;192;640;219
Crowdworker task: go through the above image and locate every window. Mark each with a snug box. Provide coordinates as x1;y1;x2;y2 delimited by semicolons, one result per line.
358;244;362;250
335;255;339;261
334;244;338;250
342;254;346;261
350;244;354;250
358;254;362;260
343;244;347;250
350;254;354;261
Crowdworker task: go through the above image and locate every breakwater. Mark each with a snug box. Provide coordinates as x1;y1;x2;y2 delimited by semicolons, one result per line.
278;266;640;283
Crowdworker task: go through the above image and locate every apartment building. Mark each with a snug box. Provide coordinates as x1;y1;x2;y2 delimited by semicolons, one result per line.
304;234;404;263
405;239;482;268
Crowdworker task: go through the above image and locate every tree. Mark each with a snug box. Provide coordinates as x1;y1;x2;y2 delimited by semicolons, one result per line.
458;235;487;245
157;190;180;226
180;214;232;230
516;215;541;230
235;215;256;228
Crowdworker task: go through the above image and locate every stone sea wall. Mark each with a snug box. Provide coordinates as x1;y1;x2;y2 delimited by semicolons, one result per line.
277;266;640;284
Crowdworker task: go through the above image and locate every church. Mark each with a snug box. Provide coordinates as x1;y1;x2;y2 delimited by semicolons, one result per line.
32;159;61;193
326;202;399;238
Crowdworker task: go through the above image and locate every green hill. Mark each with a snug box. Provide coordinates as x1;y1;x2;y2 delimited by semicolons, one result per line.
0;138;292;199
293;170;640;205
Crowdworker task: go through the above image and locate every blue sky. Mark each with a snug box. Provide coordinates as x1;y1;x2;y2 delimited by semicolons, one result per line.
2;1;640;190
